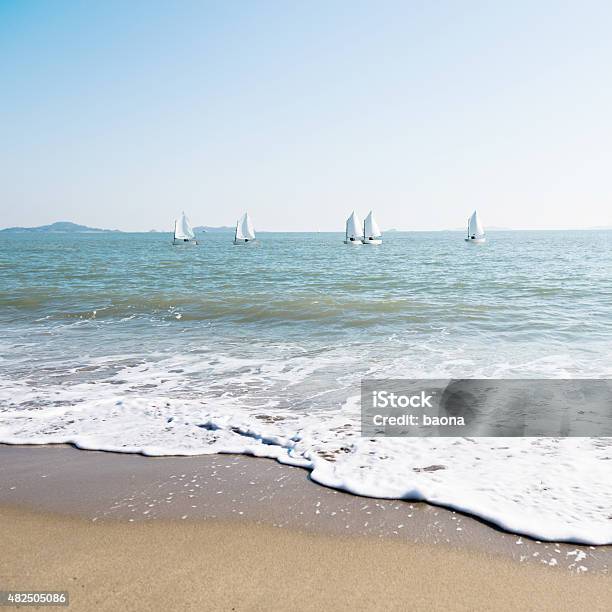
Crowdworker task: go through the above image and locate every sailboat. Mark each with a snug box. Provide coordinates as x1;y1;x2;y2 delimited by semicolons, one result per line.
362;211;382;245
344;211;363;245
233;212;257;245
465;210;486;244
172;212;198;245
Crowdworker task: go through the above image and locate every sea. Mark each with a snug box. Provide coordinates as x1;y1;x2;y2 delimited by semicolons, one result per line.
1;230;611;544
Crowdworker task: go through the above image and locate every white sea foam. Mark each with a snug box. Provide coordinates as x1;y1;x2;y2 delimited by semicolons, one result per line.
1;345;611;545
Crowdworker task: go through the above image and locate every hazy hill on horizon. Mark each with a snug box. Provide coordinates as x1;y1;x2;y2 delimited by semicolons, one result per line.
0;221;240;234
0;221;120;233
193;226;233;233
3;221;611;234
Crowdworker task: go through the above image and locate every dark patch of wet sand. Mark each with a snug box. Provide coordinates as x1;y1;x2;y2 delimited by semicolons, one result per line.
0;445;610;574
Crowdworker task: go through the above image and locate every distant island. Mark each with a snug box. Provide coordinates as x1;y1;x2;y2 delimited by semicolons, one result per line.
194;226;234;233
0;222;234;234
147;226;233;233
4;222;608;234
0;221;119;233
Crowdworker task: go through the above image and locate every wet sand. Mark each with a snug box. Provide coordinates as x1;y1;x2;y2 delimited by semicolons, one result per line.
2;506;611;612
1;446;611;611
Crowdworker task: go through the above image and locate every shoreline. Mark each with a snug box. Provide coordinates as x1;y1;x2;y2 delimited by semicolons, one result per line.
2;446;611;610
1;445;610;574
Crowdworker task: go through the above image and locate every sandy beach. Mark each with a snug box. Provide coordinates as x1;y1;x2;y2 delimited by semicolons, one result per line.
2;506;610;612
1;446;610;611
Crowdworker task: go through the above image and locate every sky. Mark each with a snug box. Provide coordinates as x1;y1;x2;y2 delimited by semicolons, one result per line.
1;0;611;231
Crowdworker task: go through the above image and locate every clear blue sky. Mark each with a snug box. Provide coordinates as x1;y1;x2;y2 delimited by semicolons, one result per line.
1;0;611;231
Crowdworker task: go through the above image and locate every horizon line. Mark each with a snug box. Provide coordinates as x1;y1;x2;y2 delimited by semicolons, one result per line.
3;223;612;233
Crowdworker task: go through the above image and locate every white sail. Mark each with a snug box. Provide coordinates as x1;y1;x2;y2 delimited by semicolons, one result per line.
235;212;255;240
174;212;195;240
467;210;484;238
363;211;381;238
345;211;362;240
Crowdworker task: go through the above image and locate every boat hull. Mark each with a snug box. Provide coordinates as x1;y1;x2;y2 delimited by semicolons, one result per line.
363;238;382;245
465;237;486;244
344;239;363;245
233;239;258;245
173;239;198;245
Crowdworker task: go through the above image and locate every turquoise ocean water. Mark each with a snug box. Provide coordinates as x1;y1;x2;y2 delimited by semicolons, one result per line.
1;230;611;543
